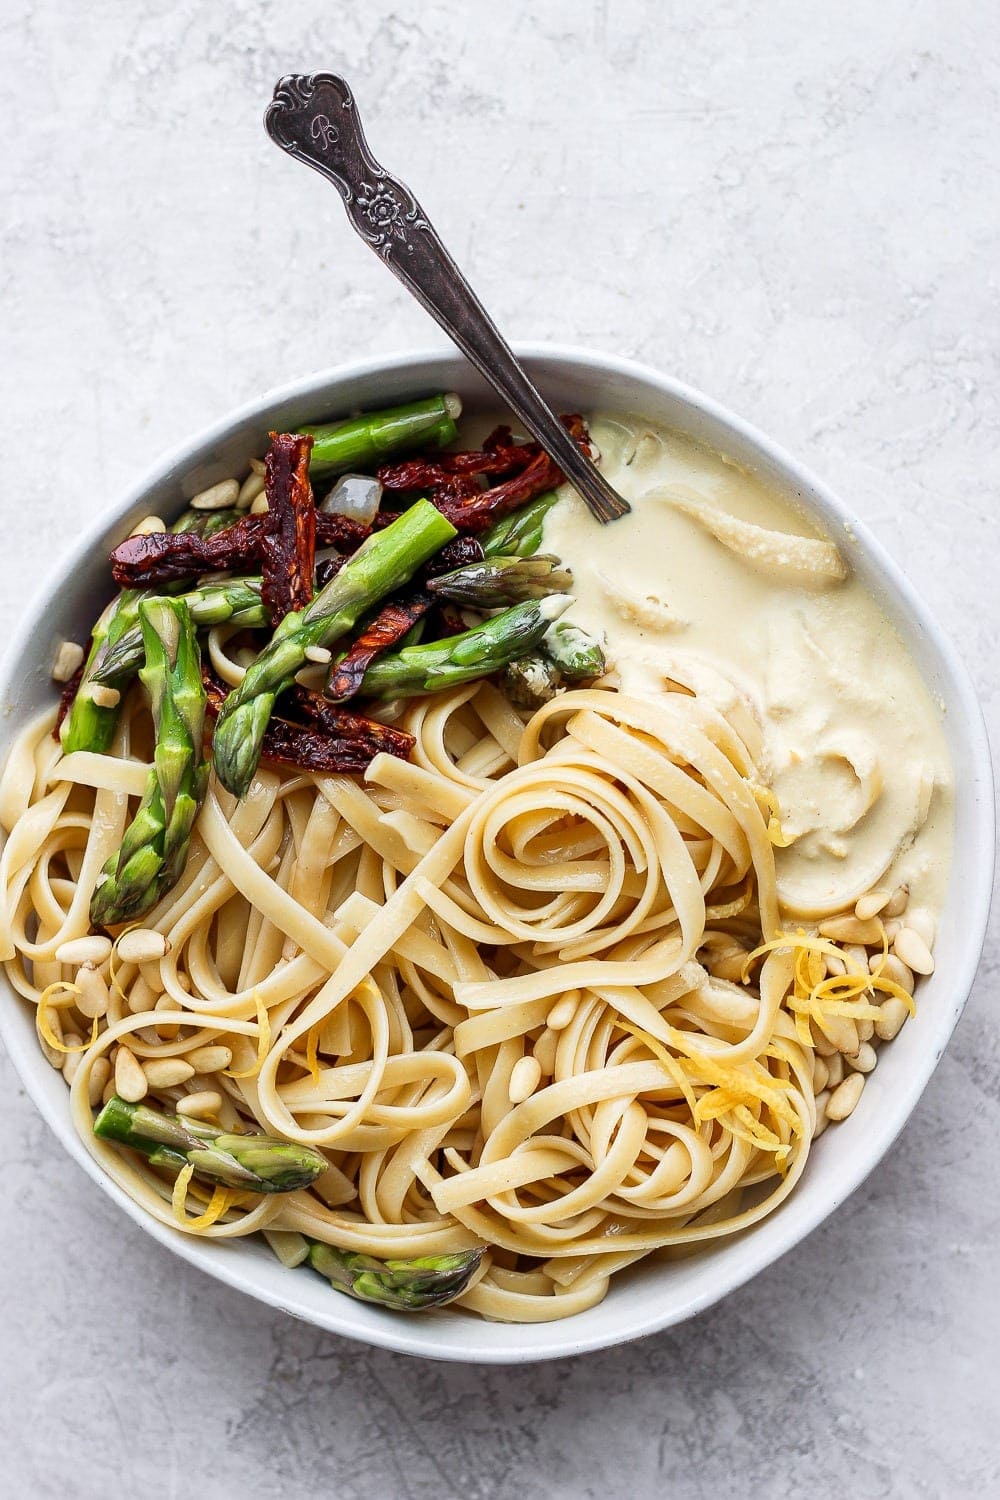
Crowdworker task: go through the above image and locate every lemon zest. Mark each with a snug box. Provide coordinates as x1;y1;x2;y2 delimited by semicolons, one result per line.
618;1020;699;1117
37;982;99;1054
305;1023;321;1086
225;990;271;1080
170;1163;235;1230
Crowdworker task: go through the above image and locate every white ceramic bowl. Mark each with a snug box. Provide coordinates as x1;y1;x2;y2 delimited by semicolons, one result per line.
0;346;992;1363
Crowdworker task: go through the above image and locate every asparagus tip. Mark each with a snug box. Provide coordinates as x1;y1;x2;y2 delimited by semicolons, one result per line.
539;593;573;623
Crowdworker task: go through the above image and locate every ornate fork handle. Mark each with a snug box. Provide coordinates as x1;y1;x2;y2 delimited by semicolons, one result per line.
264;74;629;525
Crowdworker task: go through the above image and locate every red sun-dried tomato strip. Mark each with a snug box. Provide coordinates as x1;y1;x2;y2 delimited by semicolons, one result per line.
110;510;373;588
421;535;484;578
431;415;590;533
260;432;315;624
202;666;413;774
377;429;537;492
53;646;89;740
324;592;434;704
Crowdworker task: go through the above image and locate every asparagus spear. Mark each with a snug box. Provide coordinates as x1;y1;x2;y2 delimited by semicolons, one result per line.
301;394;462;478
94;1096;327;1193
480;491;561;558
500;653;564;710
427;553;572;608
307;1241;483;1311
90;598;209;925
542;619;606;681
61;508;240;754
92;578;266;684
212;500;457;796
358;595;572;699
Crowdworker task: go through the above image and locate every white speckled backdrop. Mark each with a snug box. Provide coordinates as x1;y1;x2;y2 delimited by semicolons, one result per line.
2;2;998;1494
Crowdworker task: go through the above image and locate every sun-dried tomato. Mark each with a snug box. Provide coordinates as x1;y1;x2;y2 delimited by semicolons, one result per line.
53;646;89;739
432;416;590;533
110;511;372;588
260;432;315;623
324;593;433;703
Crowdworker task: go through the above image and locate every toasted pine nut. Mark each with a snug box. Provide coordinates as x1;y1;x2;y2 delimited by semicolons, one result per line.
855;889;891;921
812;1055;829;1093
190;478;240;511
818;914;884;945
116;928;169;964
236;471;266;509
90;684;121;709
250;495;269;515
893;927;934;976
249;457;266;476
177;1090;222;1119
813;1030;837;1058
56;935;113;967
905;909;936;947
508;1055;542;1104
826;1071;865;1121
825;1052;845;1090
128;976;158;1013
851;1040;877;1073
88;1056;111;1106
869;951;915;992
186;1044;232;1073
304;645;332;664
823;1015;859;1057
51;640;85;682
75;964;110;1019
154;993;180;1040
824;952;846;978
143;1058;196;1088
114;1045;148;1102
60;1035;82;1081
130;515;167;537
876;997;910;1042
533;1027;559;1076
884;884;909;918
856;1018;875;1043
546;992;579;1031
102;1076;118;1106
845;944;871;974
813;1092;832;1138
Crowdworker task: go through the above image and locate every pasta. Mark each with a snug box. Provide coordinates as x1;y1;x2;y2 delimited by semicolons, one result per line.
0;672;913;1322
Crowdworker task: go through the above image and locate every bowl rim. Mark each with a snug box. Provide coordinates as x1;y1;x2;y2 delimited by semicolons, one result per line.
0;342;993;1363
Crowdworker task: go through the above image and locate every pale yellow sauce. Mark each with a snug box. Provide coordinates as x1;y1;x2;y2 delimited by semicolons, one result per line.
544;415;954;924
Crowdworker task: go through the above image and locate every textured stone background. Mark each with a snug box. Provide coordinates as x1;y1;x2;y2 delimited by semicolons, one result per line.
2;2;998;1495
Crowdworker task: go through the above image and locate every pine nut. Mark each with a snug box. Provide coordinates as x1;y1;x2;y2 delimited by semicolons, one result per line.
62;1048;83;1084
812;1056;829;1093
128;977;158;1013
882;917;903;942
706;944;748;983
190;478;240;511
824;952;847;977
88;1056;111;1106
823;1015;859;1057
813;1030;837;1058
176;1090;222;1119
143;1058;196;1088
116;929;169;964
250;495;269;515
813;1091;832;1138
845;944;871;974
249;457;266;476
870;952;915;992
851;1040;877;1073
818;914;884;945
90;685;121;709
533;1027;559;1076
304;645;332;664
236;472;266;509
855;889;890;921
884;884;909;918
51;640;85;682
906;909;936;947
129;515;167;537
57;935;113;966
508;1055;542;1103
856;1018;875;1043
186;1044;232;1073
102;1076;118;1106
893;928;934;976
876;997;910;1042
546;992;579;1031
75;964;110;1019
826;1072;865;1121
114;1045;148;1102
825;1052;845;1090
154;994;180;1040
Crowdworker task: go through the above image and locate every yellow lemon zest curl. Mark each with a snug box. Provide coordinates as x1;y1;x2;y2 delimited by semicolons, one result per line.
37;981;99;1054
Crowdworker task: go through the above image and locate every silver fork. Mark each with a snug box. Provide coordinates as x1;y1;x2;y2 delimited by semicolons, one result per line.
264;73;630;525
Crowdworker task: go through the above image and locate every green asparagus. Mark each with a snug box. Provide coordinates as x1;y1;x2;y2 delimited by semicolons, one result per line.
427;553;572;608
92;578;266;684
307;1241;483;1311
212;500;457;796
480;491;561;558
300;394;462;478
61;508;240;754
90;598;209;925
500;653;565;710
358;595;572;699
94;1096;327;1193
542;619;606;681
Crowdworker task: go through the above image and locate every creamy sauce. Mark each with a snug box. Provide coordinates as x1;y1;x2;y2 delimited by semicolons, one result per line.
544;415;954;922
